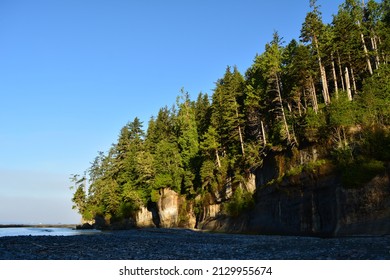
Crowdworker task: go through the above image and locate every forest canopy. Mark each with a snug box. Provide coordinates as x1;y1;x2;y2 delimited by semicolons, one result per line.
71;0;390;224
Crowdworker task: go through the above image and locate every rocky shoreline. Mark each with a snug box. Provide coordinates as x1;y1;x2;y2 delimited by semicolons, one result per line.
0;228;389;260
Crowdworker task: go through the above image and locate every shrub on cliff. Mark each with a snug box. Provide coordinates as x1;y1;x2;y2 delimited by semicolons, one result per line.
224;188;255;217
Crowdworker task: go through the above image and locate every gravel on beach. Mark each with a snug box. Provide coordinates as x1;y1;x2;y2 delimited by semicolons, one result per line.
0;228;389;260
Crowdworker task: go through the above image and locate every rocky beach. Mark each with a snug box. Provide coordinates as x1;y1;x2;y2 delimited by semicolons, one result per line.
1;228;389;260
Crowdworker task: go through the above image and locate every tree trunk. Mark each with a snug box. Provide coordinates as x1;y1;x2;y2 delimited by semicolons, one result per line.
237;124;245;157
261;120;267;146
371;35;380;69
331;53;339;99
310;77;319;114
275;73;291;143
360;32;373;75
234;101;245;157
345;67;353;101
302;89;308;111
215;149;221;169
357;15;373;75
320;65;330;104
313;36;330;104
350;66;357;93
337;51;345;91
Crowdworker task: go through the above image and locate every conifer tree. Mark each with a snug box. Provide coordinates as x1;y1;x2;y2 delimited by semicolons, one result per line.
301;0;331;104
211;66;246;159
261;32;292;145
194;92;211;139
176;89;199;194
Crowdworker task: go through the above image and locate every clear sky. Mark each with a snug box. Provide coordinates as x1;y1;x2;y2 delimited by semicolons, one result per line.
0;0;342;224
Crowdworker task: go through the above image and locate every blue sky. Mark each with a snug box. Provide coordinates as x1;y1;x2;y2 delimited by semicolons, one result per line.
0;0;341;224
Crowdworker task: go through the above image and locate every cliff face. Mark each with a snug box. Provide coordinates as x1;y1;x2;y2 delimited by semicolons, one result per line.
199;147;390;236
247;170;390;236
132;188;196;229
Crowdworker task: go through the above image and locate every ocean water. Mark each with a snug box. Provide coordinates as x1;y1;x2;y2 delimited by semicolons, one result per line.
0;227;99;237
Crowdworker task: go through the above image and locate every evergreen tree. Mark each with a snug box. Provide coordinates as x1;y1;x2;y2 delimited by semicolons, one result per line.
176;89;199;194
194;92;211;139
153;139;183;193
301;0;331;104
211;66;246;160
260;32;292;145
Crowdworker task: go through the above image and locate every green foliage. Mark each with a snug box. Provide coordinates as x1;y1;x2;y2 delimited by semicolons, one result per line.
200;159;219;192
359;65;390;125
224;188;255;217
153;140;183;193
150;189;160;203
331;146;354;167
340;159;386;188
328;93;356;128
71;185;86;214
359;126;390;161
178;200;190;225
301;108;327;142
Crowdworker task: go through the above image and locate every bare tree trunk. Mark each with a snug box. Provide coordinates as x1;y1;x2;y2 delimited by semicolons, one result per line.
238;125;245;156
357;13;373;75
236;126;245;157
313;36;330;104
234;101;245;157
371;36;380;69
320;64;330;104
261;120;267;146
331;53;339;99
215;149;221;169
350;66;357;93
345;67;353;101
275;74;291;143
358;1;374;72
303;89;308;111
310;77;319;113
360;32;373;75
298;98;302;117
337;51;345;91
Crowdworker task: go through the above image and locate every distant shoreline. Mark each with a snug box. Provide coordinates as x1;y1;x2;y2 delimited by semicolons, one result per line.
0;224;77;229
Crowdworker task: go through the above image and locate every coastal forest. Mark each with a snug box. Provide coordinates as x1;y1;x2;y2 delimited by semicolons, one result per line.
71;0;390;227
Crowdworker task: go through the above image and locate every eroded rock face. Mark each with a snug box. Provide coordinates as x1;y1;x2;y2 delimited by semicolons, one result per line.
247;172;390;236
248;172;341;236
157;188;179;228
336;174;390;236
132;188;197;229
197;204;221;229
135;206;155;228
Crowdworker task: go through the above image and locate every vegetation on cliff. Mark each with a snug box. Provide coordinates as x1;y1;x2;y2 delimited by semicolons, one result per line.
71;0;390;224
